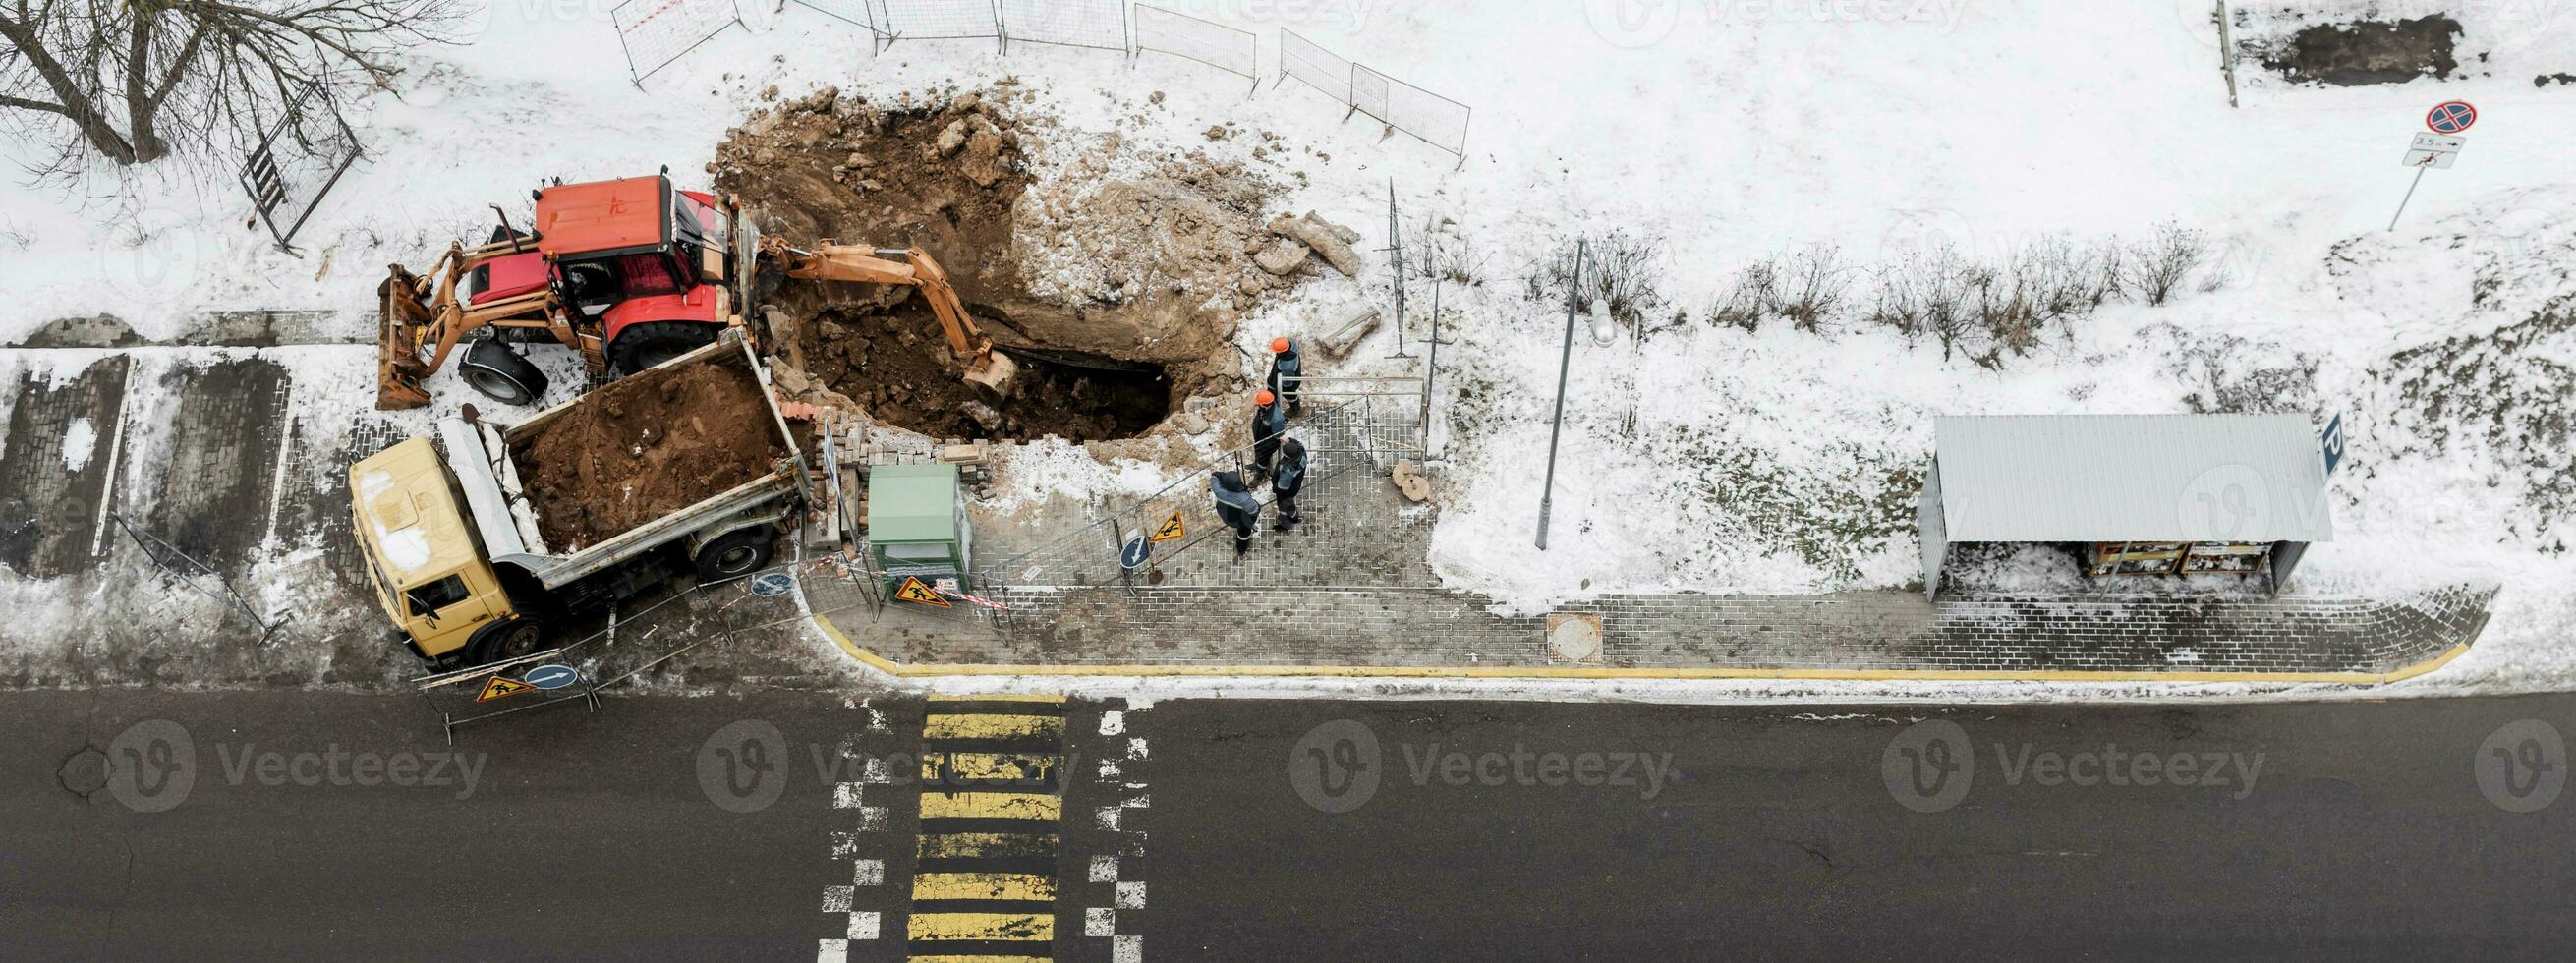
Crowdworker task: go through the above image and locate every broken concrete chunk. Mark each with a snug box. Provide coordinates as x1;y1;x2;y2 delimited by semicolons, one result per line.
1269;214;1360;276
1303;210;1361;244
1318;307;1381;360
937;118;970;156
1254;237;1312;275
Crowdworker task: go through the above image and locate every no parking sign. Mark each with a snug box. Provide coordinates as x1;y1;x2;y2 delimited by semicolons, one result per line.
2426;100;2477;134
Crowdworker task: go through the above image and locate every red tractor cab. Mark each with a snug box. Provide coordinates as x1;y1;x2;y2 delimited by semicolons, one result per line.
377;173;750;410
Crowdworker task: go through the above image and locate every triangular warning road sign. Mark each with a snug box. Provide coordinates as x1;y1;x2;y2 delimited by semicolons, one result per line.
477;675;537;702
894;576;952;608
1150;510;1186;543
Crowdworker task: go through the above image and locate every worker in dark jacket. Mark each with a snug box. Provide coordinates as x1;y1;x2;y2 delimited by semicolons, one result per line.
1250;389;1287;478
1211;470;1261;558
1271;438;1307;532
1266;337;1305;417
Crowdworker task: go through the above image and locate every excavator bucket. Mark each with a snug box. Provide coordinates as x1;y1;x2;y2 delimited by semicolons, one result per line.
377;264;435;410
962;350;1020;399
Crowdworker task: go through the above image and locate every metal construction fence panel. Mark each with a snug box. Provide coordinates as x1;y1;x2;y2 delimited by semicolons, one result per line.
1350;63;1470;159
1277;28;1351;104
1132;4;1258;86
999;0;1128;51
612;0;747;84
878;0;1002;43
237;90;361;251
789;0;883;32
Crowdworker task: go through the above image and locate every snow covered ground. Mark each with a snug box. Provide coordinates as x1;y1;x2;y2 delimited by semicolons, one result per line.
5;0;2575;696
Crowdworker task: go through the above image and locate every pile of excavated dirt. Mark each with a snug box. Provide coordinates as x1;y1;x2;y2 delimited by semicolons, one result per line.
709;85;1299;442
509;364;786;552
2259;16;2462;85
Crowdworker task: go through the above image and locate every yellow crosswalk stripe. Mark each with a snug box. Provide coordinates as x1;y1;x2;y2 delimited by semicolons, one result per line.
917;832;1058;859
906;911;1055;941
922;752;1057;783
912;871;1057;902
923;713;1064;741
919;791;1061;821
927;692;1065;703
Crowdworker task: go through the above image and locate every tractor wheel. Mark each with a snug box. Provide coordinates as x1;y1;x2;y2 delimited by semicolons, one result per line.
460;340;549;407
468;617;545;666
695;528;773;583
610;321;719;375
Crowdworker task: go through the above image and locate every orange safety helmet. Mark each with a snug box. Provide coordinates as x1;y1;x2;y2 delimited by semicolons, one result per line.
1255;389;1276;406
1271;337;1292;354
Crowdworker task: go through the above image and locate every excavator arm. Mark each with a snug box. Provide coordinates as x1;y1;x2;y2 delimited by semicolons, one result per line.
760;238;1019;396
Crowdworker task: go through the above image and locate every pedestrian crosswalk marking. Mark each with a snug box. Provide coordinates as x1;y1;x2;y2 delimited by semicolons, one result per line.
928;692;1066;703
913;872;1057;902
920;791;1060;821
923;752;1058;784
924;713;1063;741
917;832;1059;860
906;911;1055;941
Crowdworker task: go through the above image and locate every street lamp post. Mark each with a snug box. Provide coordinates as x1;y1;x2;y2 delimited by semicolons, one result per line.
1535;240;1586;550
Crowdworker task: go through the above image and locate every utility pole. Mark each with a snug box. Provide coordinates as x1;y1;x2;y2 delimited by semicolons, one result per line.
1535;240;1585;551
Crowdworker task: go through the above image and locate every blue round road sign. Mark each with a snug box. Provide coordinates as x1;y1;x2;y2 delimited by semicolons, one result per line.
750;572;795;596
2427;101;2476;134
1119;536;1152;569
524;664;579;690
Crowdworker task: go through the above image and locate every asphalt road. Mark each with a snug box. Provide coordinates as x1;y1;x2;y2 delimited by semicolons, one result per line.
7;689;2573;960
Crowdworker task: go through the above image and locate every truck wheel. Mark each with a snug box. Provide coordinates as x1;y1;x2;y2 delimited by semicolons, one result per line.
610;321;719;375
696;528;773;583
461;341;549;406
469;617;544;666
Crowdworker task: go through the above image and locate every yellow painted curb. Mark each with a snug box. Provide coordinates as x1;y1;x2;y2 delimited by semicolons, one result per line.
811;611;2473;686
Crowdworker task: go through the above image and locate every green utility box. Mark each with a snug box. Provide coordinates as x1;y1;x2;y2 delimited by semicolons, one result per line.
867;463;972;598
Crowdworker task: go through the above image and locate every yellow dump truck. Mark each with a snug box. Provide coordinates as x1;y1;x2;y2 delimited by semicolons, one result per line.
351;331;808;666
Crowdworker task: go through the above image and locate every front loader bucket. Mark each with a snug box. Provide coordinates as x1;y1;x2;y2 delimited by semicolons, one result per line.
377;265;434;410
962;350;1020;400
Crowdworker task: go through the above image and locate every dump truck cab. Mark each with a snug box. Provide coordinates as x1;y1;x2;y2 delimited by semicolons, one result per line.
352;437;531;662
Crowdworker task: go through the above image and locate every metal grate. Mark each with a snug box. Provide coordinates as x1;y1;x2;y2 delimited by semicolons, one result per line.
236;88;362;252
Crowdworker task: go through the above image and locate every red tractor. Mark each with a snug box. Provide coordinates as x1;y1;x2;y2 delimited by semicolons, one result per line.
378;171;1020;410
377;172;751;409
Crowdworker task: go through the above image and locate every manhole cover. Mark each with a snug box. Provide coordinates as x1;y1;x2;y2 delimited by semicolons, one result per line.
58;746;109;797
1546;613;1604;664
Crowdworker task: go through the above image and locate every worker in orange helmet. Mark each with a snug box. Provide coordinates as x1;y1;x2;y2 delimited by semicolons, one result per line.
1265;336;1305;418
1250;388;1287;479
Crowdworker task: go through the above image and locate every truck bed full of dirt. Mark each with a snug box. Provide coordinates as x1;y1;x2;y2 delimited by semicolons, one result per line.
507;363;786;553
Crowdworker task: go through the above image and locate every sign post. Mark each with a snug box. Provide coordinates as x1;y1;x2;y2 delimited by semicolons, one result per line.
2392;102;2474;231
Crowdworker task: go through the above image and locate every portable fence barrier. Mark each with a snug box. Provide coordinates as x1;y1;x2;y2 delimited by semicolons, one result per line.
999;0;1130;53
874;0;1002;49
237;90;362;253
1349;64;1470;165
1132;4;1259;91
1278;28;1351;103
412;557;821;742
107;511;292;641
612;0;747;85
788;0;881;32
